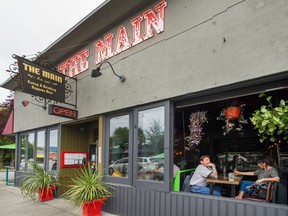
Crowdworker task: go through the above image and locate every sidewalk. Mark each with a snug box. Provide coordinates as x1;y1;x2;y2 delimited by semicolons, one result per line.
0;176;117;216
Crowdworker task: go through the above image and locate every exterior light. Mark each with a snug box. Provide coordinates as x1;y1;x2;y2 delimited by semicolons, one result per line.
91;60;125;82
22;100;47;109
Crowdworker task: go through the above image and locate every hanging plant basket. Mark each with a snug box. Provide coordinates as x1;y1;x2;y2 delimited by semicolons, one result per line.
225;107;241;120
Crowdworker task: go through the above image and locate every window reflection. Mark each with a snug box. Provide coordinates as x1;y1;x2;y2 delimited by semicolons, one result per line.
108;115;129;178
27;133;35;170
19;135;26;171
48;129;58;171
137;106;165;181
36;131;45;168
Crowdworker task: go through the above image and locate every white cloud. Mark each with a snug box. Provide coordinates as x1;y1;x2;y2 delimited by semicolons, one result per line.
0;0;105;103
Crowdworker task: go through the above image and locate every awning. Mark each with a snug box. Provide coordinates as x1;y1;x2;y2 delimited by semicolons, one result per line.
0;143;16;149
2;110;14;135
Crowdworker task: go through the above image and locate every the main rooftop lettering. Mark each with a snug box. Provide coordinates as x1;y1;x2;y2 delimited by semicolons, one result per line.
58;0;167;77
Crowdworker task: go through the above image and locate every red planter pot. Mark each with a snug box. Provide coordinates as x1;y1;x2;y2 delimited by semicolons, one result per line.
225;107;241;120
82;198;107;216
38;185;56;202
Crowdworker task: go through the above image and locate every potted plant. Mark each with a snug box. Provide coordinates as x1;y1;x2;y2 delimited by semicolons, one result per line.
186;111;208;149
19;161;58;202
61;164;113;216
250;93;288;142
217;104;248;135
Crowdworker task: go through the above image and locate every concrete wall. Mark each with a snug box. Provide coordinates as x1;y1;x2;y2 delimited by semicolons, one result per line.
13;0;288;132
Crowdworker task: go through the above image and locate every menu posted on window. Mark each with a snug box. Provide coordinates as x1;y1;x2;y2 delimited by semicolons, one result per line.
61;151;88;168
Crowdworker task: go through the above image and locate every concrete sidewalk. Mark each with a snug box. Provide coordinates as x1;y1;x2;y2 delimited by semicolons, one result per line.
0;179;117;216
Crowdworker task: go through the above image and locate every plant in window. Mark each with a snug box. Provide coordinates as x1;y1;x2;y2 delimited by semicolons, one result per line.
250;93;288;142
217;104;248;135
186;111;208;149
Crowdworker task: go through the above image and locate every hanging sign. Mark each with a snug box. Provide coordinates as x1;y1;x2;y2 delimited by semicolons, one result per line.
48;104;78;119
16;55;66;103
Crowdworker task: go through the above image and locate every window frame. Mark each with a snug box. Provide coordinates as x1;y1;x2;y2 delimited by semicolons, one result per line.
104;111;133;185
104;101;172;192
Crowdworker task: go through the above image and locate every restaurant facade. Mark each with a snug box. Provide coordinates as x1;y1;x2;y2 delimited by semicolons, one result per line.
2;0;288;215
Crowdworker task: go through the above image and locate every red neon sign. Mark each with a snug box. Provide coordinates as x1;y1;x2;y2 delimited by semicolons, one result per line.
58;0;167;77
48;105;78;119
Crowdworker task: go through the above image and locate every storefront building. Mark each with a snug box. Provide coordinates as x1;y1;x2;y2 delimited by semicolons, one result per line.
2;0;288;215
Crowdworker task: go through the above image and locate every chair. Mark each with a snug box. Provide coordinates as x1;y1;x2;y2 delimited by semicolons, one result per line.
243;181;276;203
173;168;195;192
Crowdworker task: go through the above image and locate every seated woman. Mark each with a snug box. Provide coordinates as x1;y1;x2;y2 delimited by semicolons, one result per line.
234;157;279;199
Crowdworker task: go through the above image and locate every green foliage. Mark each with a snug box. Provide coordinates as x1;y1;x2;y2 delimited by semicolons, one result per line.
250;94;288;142
146;120;164;155
19;161;58;200
110;127;129;150
61;164;112;207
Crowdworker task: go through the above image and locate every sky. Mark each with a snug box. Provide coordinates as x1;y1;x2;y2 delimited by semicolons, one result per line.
0;0;105;104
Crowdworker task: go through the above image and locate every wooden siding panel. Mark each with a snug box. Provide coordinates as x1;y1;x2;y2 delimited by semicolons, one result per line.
103;185;288;216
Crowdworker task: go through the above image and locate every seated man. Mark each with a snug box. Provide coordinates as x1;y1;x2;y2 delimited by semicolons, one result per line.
190;155;221;196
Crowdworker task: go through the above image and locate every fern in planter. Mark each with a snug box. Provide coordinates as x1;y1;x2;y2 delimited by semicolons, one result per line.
250;94;288;143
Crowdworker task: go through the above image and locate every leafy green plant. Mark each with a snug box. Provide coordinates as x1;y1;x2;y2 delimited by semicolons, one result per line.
61;164;113;207
250;94;288;142
19;161;58;200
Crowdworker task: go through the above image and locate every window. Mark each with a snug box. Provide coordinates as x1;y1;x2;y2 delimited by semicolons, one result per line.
27;132;35;170
48;129;58;171
36;130;45;168
108;115;129;178
137;106;165;181
19;134;26;171
17;126;59;172
105;102;171;191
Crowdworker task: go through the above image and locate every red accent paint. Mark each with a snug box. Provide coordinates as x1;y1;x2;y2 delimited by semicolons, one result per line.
82;198;107;216
61;151;88;168
38;185;56;202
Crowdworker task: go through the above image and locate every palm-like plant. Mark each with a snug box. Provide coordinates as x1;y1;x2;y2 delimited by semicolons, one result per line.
62;164;112;207
19;161;58;200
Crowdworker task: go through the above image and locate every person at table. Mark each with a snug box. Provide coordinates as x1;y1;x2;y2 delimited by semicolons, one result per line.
234;157;279;199
189;155;221;196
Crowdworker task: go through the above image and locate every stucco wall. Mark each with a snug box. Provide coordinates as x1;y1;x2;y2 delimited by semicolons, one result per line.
14;0;288;132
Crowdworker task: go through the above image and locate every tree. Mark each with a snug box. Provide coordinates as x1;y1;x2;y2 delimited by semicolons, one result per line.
145;120;164;155
0;93;14;144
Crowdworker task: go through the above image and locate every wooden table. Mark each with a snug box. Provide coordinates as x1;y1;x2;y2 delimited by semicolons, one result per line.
207;175;243;197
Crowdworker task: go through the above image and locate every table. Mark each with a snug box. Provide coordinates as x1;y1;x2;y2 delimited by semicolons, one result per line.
207;175;243;197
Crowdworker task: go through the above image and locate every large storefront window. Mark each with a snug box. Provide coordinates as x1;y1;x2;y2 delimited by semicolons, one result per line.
105;102;170;191
137;106;165;181
17;126;59;172
108;115;129;177
173;88;288;204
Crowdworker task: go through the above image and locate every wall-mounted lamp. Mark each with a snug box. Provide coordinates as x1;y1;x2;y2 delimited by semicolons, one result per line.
22;100;47;109
91;60;125;82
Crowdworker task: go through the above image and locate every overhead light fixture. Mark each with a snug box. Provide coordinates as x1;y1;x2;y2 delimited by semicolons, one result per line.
22;100;47;109
91;60;125;82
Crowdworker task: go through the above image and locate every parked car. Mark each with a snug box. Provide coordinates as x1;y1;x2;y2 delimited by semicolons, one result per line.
109;157;159;175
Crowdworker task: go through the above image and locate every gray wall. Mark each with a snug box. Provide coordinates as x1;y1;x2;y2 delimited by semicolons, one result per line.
104;185;288;216
14;0;288;132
